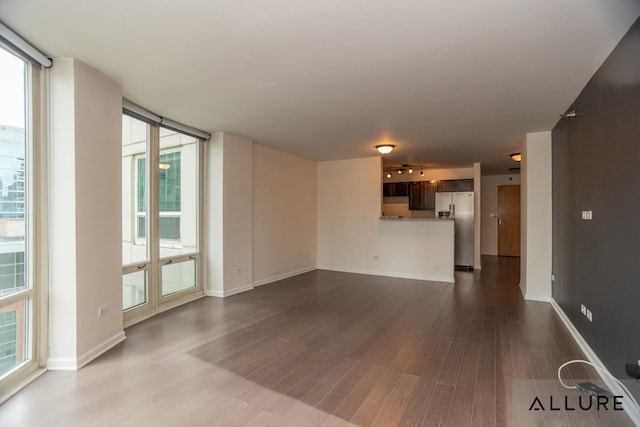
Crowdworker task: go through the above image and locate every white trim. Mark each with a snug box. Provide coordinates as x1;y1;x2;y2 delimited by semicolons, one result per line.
0;22;51;67
317;266;453;284
524;293;551;303
0;367;46;405
253;266;316;287
206;284;254;298
47;331;126;371
550;299;640;425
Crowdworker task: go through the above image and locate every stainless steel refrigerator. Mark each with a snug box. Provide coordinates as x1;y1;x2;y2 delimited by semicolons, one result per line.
435;191;474;269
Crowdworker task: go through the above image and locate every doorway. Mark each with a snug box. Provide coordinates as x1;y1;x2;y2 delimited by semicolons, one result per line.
497;185;521;257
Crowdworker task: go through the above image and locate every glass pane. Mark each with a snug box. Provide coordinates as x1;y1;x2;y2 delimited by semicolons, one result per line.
123;270;146;311
0;300;28;376
162;259;196;296
122;115;149;265
159;128;197;258
0;47;27;298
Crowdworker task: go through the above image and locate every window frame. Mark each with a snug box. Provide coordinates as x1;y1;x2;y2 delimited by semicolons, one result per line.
0;45;47;403
122;115;204;327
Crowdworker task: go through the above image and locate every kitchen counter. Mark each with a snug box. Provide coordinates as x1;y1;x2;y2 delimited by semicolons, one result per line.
379;216;453;221
370;215;455;283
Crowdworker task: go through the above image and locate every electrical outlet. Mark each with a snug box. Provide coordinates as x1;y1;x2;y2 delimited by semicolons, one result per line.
581;210;593;220
581;304;586;315
98;305;110;317
586;309;592;322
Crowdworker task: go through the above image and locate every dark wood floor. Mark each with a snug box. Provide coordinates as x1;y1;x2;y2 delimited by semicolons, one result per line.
0;256;632;426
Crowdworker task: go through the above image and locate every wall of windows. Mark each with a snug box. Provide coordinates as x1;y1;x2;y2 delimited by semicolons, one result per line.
122;113;202;324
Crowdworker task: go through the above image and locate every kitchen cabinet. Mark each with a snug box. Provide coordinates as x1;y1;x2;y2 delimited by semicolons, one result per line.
383;182;409;197
456;179;474;192
409;181;436;210
437;179;474;192
437;180;456;192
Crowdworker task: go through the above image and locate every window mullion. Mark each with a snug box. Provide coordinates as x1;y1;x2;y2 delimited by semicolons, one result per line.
148;124;160;309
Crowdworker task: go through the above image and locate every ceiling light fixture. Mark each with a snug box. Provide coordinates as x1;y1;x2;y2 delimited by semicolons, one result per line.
382;164;426;179
376;144;395;154
159;163;171;170
510;153;522;162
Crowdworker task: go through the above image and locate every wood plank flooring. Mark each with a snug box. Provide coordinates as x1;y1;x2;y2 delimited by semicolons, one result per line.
0;256;633;426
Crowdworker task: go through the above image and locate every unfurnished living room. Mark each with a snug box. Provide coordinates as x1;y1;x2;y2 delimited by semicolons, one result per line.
1;1;640;426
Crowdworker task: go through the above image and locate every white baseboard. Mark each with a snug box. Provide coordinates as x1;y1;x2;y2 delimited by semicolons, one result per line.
524;293;552;303
253;266;316;287
317;266;453;284
550;299;640;425
206;283;254;298
48;331;126;371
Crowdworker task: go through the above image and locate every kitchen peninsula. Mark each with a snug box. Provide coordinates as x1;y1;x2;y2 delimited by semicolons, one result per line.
375;216;455;283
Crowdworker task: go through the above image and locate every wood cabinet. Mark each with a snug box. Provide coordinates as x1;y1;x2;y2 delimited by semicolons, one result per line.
456;179;474;192
409;181;436;210
383;182;409;197
384;179;473;210
436;180;456;192
437;179;474;192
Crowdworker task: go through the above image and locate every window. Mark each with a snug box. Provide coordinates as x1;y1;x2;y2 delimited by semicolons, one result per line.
0;43;44;394
122;112;203;325
136;151;182;241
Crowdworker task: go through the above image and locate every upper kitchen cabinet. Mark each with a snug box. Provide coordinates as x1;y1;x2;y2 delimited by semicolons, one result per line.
437;179;474;192
456;179;474;192
409;181;437;210
383;182;409;197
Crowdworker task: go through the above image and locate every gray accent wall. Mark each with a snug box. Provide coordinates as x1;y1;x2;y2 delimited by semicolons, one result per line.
552;17;640;386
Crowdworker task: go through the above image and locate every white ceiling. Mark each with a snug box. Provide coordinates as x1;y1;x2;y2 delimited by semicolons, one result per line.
2;0;639;173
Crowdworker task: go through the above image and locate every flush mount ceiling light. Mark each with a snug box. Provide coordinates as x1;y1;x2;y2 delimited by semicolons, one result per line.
159;163;171;170
510;152;522;162
376;144;395;154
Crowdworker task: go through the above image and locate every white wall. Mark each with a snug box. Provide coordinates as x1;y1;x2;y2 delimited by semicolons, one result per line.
206;133;254;296
481;174;521;255
49;58;78;366
520;131;552;301
318;157;454;282
252;144;316;285
49;59;124;369
473;163;481;269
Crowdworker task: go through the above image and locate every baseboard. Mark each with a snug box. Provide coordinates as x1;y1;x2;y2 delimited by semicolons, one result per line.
253;266;316;287
48;331;126;371
524;293;552;303
550;299;640;425
206;283;254;298
317;266;453;283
